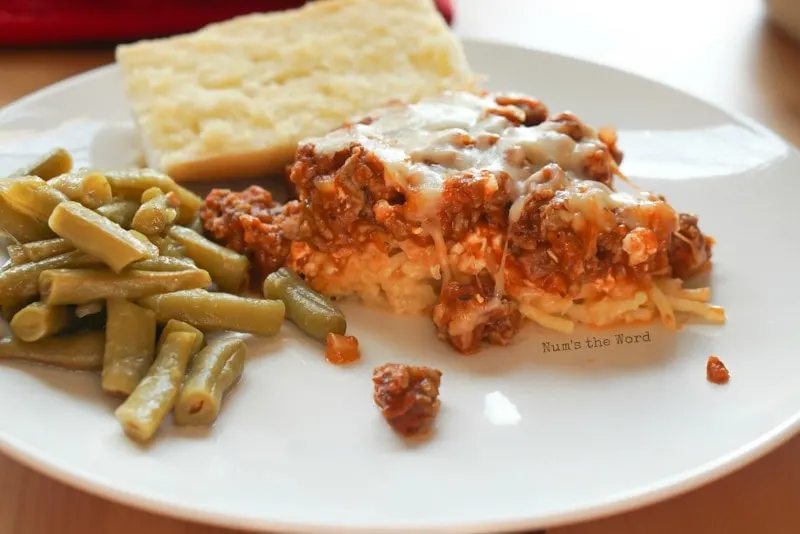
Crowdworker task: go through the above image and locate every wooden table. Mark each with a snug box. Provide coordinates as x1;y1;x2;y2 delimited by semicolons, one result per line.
1;0;799;532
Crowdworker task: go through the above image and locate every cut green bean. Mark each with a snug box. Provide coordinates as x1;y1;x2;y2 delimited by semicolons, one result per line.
127;230;160;259
0;250;102;302
140;187;162;203
105;169;202;225
0;331;105;370
264;267;346;341
12;148;73;180
0;267;10;326
75;301;104;318
131;189;179;236
174;337;246;426
1;176;70;223
73;308;107;332
156;319;204;356
102;299;157;397
1;298;28;322
186;214;205;234
40;268;212;306
7;244;28;265
7;238;74;265
114;331;197;442
0;195;56;243
9;302;72;342
48;169;112;209
49;201;157;272
130;256;196;272
139;289;285;336
148;235;187;258
168;226;249;293
95;200;139;229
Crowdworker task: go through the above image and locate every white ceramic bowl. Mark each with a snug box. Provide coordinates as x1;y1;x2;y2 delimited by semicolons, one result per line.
765;0;800;41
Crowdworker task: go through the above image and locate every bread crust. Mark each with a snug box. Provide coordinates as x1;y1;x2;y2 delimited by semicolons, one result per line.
116;0;476;182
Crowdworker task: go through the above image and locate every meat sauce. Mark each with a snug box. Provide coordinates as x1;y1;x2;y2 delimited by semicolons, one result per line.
372;363;442;436
706;356;730;385
200;91;715;353
325;333;361;365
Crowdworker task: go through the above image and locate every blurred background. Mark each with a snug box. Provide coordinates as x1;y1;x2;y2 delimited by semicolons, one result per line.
1;0;798;149
0;0;454;46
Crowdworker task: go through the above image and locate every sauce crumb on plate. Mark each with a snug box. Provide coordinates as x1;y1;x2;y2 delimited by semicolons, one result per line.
706;355;730;384
373;363;442;436
325;333;360;365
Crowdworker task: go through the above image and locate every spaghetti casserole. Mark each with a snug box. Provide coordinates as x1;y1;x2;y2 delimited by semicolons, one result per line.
202;91;725;353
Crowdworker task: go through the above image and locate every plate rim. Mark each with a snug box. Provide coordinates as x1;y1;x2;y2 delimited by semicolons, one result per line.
1;37;799;533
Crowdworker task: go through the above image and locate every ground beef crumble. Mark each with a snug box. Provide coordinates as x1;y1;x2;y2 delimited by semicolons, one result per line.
493;93;549;126
325;333;361;365
373;363;442;436
432;278;521;354
200;186;305;284
438;169;510;243
706;356;730;384
670;213;713;279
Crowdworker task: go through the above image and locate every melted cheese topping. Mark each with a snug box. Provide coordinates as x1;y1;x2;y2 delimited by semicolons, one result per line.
508;165;672;235
304;91;664;226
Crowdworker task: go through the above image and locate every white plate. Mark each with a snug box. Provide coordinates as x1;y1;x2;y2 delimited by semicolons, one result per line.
0;40;798;534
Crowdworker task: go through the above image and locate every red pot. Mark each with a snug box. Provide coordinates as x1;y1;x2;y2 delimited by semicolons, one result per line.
0;0;454;47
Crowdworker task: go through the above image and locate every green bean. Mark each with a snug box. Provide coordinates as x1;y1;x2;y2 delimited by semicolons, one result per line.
167;226;249;293
40;268;212;306
0;331;104;371
9;302;72;342
130;257;196;272
73;306;108;332
6;245;28;265
48;169;112;209
7;238;74;265
127;230;160;259
148;235;187;258
139;290;285;336
1;176;70;223
102;299;157;397
12;148;73;180
186;214;205;235
0;275;13;324
1;298;29;322
264;267;346;341
75;301;104;318
49;201;157;272
105;169;202;225
0;250;102;302
0;196;56;243
114;331;196;442
174;337;245;426
156;319;204;356
140;187;162;203
95;200;139;229
131;189;179;236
